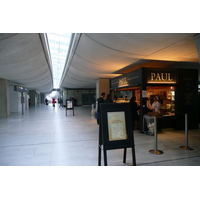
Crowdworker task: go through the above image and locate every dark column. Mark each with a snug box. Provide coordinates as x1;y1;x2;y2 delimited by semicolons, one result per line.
139;68;147;133
175;69;199;129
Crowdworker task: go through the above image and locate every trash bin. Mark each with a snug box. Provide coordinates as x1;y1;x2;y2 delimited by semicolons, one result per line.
143;115;155;135
143;114;162;135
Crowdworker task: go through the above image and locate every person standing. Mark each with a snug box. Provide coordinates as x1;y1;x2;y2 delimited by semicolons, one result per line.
96;92;106;125
59;98;63;107
104;94;113;103
147;96;161;113
129;96;139;130
45;98;48;105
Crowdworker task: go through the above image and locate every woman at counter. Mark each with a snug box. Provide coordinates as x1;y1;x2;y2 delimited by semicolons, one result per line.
147;96;161;113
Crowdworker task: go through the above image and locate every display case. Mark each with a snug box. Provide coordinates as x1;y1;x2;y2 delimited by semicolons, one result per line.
114;98;130;103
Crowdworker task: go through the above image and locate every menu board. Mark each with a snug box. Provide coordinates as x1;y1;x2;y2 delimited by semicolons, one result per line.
107;111;127;141
65;99;74;116
67;100;73;108
98;103;136;166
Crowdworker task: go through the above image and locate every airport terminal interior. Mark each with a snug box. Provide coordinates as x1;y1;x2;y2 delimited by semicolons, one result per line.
1;33;200;167
1;5;200;199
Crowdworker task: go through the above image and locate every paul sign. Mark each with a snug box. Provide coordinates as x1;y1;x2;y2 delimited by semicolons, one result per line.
147;70;176;84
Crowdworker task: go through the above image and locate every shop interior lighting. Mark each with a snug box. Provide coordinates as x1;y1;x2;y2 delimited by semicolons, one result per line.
47;33;72;89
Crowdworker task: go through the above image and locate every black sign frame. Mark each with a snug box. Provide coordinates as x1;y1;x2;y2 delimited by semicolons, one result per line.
65;99;74;116
98;103;136;166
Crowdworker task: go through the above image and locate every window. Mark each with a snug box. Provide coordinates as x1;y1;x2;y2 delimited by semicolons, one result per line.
47;33;72;89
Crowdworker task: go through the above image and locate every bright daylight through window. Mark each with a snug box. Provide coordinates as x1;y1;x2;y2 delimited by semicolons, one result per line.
47;33;72;89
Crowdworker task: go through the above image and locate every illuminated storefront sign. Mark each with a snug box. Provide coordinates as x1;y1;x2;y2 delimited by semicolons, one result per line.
14;85;29;93
147;70;176;84
150;73;173;81
110;69;140;90
118;77;128;87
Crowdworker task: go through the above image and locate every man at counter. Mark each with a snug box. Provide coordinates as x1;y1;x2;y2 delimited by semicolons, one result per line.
147;96;161;113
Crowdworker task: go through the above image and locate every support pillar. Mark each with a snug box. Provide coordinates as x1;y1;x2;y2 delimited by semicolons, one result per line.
29;90;36;107
0;78;10;118
63;89;67;107
96;78;110;99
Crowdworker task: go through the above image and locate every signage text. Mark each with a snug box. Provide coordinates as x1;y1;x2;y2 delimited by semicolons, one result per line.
118;77;128;87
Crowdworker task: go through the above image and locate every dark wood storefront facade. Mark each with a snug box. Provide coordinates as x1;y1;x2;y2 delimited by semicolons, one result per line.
110;65;199;132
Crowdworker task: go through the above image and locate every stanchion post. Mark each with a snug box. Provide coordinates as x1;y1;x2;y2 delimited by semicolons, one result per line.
149;115;163;155
185;113;188;147
21;92;24;115
180;113;194;150
98;125;102;166
154;116;157;151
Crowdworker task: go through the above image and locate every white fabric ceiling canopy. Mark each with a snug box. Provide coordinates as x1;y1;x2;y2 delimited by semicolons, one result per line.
0;33;53;93
60;33;199;89
0;33;199;92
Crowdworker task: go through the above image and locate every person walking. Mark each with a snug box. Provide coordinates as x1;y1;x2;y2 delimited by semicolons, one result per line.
52;98;56;108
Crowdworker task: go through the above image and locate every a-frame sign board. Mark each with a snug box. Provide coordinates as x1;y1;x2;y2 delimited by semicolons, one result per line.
98;103;136;166
66;99;74;116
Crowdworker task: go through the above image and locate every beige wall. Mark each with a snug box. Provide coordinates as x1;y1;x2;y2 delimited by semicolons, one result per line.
96;78;110;99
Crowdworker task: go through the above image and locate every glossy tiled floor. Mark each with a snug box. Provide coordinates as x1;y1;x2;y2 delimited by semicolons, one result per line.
0;104;200;166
